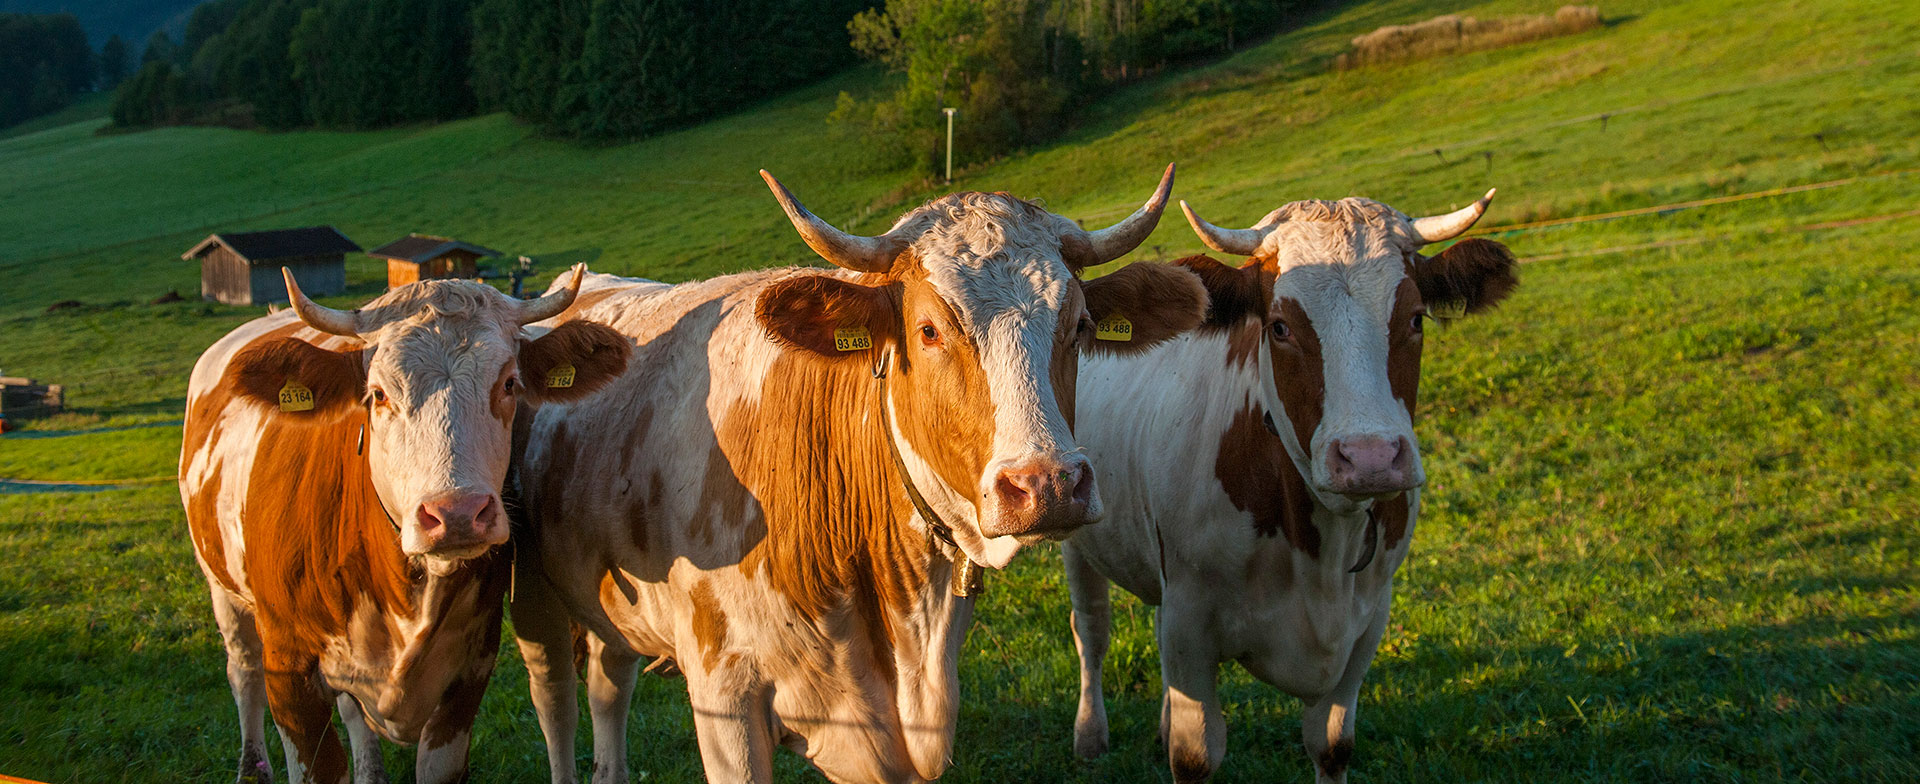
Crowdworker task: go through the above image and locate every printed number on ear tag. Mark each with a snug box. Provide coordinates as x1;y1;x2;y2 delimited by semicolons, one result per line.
1094;314;1133;341
833;326;873;352
277;381;315;412
546;364;576;389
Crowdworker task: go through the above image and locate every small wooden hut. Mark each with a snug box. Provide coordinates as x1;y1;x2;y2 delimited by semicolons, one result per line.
182;227;360;306
369;234;503;289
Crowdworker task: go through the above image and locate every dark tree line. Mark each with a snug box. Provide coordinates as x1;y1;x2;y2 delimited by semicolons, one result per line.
110;0;867;138
0;13;96;129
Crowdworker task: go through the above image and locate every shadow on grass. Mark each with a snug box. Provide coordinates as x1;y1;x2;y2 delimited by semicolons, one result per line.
987;611;1919;782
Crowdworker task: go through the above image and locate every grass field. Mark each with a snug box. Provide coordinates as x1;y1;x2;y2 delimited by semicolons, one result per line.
2;0;1916;780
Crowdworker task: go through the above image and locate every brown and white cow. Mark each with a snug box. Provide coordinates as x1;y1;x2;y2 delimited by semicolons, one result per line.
509;167;1209;783
180;269;626;784
1062;192;1519;782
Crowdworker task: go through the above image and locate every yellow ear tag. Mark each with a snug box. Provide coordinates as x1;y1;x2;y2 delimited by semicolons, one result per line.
277;381;315;412
833;326;873;352
1094;314;1133;341
546;364;577;389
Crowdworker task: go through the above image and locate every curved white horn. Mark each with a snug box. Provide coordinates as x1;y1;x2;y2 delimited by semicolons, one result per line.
1078;163;1177;266
517;263;584;325
283;267;359;336
1411;188;1496;244
761;170;903;272
1180;200;1269;256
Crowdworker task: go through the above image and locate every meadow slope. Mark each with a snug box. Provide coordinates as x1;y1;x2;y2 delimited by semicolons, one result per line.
1;0;1916;780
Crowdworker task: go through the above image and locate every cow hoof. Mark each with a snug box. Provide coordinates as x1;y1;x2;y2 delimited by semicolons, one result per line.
236;755;273;784
1074;730;1108;760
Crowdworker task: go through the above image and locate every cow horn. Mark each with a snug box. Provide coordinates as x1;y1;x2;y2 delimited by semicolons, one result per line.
761;170;903;273
1411;188;1496;244
1180;201;1271;257
1071;163;1177;268
283;267;359;336
516;263;584;325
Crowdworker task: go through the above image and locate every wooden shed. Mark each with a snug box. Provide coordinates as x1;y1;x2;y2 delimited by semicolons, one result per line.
0;376;64;422
182;227;361;306
369;234;503;290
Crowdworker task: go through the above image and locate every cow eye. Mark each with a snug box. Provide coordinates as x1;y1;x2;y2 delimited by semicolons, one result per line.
1270;320;1292;341
1411;312;1428;334
919;323;940;344
1076;315;1094;338
370;387;388;406
503;376;517;394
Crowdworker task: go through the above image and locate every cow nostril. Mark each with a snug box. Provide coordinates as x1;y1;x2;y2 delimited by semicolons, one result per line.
1069;464;1094;505
996;471;1037;511
416;504;445;532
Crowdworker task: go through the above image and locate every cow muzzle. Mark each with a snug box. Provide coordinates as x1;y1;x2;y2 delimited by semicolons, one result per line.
982;455;1100;540
409;489;508;559
1323;435;1420;498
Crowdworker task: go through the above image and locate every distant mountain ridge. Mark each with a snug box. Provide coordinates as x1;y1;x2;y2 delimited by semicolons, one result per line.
0;0;206;47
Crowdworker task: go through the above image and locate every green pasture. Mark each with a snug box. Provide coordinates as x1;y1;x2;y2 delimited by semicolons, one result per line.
1;0;1915;780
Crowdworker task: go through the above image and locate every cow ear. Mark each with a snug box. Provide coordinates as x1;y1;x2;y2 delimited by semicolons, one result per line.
754;273;896;357
519;321;629;403
1414;238;1519;315
225;337;364;418
1175;254;1268;329
1081;261;1208;356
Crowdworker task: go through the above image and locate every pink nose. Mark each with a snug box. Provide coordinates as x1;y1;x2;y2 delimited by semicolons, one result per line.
988;457;1096;538
1325;436;1416;496
414;491;503;553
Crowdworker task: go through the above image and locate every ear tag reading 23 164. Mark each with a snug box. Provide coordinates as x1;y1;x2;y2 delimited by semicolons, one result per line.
1094;314;1133;342
546;364;577;389
277;381;315;412
834;326;873;352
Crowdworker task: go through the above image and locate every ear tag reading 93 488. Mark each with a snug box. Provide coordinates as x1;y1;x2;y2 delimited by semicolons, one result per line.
277;381;315;412
546;364;577;389
1094;314;1133;341
834;326;873;352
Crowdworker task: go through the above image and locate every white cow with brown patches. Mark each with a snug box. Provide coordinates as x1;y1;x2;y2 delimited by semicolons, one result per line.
180;272;627;783
510;168;1211;783
1062;191;1520;782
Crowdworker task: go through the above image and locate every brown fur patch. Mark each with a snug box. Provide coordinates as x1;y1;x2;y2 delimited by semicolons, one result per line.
519;320;630;403
1083;261;1208;355
1175;254;1270;331
1216;403;1319;556
754;273;901;358
226;337;366;418
1414;238;1518;315
1270;298;1326;464
689;580;730;671
1171;746;1215;783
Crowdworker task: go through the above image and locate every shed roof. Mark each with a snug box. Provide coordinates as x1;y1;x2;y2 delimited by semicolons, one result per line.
182;226;362;262
368;234;504;264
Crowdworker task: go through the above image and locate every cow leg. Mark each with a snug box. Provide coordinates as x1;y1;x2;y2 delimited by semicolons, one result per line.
512;568;582;784
1063;543;1112;759
264;662;350;784
586;635;641;784
414;665;493;784
684;649;776;784
1158;607;1225;783
210;588;275;784
333;694;388;784
1301;610;1389;784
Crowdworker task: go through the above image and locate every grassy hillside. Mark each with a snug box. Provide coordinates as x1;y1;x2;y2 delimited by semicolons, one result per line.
1;0;1916;780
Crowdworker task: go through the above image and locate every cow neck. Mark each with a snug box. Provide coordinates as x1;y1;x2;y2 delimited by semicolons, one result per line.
1257;410;1380;572
873;348;984;597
